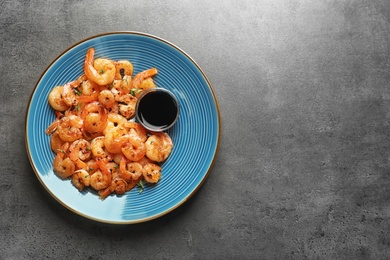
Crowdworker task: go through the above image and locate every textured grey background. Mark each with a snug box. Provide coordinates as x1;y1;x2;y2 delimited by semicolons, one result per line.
2;0;390;259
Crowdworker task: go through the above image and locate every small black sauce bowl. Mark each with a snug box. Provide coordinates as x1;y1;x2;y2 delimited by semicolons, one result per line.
135;88;180;132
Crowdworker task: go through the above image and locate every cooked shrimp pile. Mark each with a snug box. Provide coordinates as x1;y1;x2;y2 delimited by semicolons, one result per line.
45;47;173;199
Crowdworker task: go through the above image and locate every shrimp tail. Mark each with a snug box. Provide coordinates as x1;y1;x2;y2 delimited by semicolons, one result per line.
84;48;96;81
46;119;59;135
98;187;112;199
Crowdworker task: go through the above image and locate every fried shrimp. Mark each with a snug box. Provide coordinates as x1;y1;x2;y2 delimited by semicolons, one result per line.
143;163;161;183
46;48;174;199
137;77;156;94
103;127;128;154
110;79;126;98
91;136;111;159
90;158;114;191
71;169;90;191
81;102;108;135
124;122;147;142
116;94;137;119
69;139;91;162
54;156;75;179
119;156;143;182
132;68;158;90
115;60;133;80
98;89;116;108
80;78;98;96
48;86;69;111
84;48;116;86
122;136;146;162
53;143;75;179
112;177;128;194
90;169;111;190
104;113;127;134
50;131;65;153
57;115;84;142
61;74;87;107
77;79;99;103
121;75;132;94
145;132;173;162
87;159;99;173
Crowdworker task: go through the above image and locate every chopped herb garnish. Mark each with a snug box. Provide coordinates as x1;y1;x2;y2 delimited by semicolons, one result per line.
99;69;104;74
137;180;145;194
75;103;82;111
130;88;142;97
74;89;82;96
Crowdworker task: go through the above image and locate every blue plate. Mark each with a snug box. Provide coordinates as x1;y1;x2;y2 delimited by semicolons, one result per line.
25;32;220;224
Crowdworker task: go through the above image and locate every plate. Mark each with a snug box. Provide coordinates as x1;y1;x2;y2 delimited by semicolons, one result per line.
25;32;220;224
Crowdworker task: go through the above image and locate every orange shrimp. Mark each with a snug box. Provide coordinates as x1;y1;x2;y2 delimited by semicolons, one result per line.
145;132;173;162
50;131;65;153
123;122;147;142
132;68;158;93
53;142;75;179
119;156;143;182
56;115;84;142
115;60;133;80
48;86;69;111
121;136;146;162
143;163;162;183
90;158;112;191
61;75;88;107
84;48;116;86
79;79;100;102
71;169;90;191
103;127;128;154
68;139;91;163
116;94;137;119
81;102;108;135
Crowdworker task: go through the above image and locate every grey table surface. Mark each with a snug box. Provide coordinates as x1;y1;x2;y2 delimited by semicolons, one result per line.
2;0;390;259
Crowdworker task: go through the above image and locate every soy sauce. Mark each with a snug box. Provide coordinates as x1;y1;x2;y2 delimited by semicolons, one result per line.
136;89;179;131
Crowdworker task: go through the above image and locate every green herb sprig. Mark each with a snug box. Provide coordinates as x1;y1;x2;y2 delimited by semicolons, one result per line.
137;180;145;194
